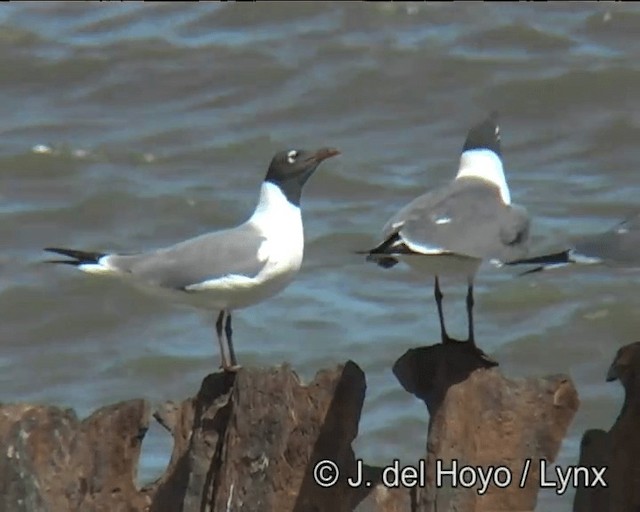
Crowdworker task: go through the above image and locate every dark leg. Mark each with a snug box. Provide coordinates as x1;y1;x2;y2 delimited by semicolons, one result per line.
225;312;239;368
434;276;452;343
466;282;476;346
464;281;498;366
215;310;231;370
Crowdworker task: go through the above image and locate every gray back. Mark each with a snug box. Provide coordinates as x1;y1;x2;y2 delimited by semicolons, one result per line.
386;177;530;262
108;222;267;290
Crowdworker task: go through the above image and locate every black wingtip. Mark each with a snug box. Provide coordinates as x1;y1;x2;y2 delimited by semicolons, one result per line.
43;247;105;265
506;250;571;268
44;259;85;266
504;250;575;277
376;256;399;269
354;247;400;269
366;254;399;269
516;265;545;277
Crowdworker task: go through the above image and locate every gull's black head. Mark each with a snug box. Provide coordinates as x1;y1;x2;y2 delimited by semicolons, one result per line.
462;111;501;157
265;147;340;206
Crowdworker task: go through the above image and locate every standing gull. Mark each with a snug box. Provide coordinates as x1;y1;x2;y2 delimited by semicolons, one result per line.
362;113;530;349
506;211;640;274
45;147;340;372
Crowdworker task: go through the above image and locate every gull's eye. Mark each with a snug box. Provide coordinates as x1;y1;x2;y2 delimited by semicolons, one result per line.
287;150;298;164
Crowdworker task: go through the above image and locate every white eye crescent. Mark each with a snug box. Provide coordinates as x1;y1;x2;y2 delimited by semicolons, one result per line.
287;150;298;164
495;125;500;140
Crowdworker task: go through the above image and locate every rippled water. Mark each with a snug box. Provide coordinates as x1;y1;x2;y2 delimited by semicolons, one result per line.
2;3;640;510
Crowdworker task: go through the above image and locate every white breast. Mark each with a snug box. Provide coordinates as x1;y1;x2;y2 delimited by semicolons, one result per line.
250;181;305;281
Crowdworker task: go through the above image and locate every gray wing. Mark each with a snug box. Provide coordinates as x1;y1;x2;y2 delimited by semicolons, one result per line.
105;223;267;290
386;178;530;262
573;213;640;265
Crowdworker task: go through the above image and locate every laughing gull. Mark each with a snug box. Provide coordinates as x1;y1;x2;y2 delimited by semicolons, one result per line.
45;147;340;372
362;113;530;350
506;211;640;275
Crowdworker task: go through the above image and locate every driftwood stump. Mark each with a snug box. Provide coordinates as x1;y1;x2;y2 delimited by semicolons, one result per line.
573;341;640;512
0;399;150;512
393;341;580;512
0;363;374;512
145;362;367;512
0;345;585;512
